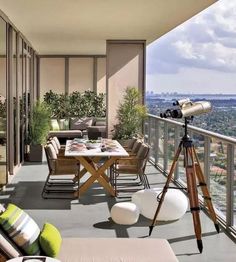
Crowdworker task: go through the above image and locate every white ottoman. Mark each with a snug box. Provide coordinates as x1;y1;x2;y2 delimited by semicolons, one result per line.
111;202;140;225
132;188;188;221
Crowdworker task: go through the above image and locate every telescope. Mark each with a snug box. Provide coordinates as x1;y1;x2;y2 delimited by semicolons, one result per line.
160;99;212;119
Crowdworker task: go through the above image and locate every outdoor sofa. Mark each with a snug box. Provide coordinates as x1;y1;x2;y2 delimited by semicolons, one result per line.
48;117;107;143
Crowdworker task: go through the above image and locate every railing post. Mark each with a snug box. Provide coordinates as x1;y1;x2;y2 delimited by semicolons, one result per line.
148;116;151;145
174;125;180;180
163;122;168;171
204;136;211;187
226;144;234;228
154;118;160;165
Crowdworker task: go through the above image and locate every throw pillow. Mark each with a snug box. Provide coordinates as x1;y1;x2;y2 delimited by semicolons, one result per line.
0;203;40;256
70;117;93;130
0;229;22;258
0;204;5;214
39;223;62;258
50;119;60;131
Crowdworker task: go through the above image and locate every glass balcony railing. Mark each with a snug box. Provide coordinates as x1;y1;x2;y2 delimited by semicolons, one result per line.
144;114;236;236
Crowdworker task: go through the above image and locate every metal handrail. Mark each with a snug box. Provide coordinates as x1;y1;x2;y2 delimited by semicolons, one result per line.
148;114;236;145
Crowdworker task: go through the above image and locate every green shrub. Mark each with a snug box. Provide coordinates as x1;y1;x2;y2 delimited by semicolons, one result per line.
28;102;51;145
112;87;147;140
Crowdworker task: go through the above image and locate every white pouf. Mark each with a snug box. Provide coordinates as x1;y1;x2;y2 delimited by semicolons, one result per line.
132;188;188;221
111;202;140;225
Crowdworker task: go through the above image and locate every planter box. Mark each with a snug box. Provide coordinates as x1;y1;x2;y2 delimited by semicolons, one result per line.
28;144;43;162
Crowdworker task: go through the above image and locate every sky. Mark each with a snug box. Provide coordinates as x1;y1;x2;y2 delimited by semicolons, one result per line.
146;0;236;94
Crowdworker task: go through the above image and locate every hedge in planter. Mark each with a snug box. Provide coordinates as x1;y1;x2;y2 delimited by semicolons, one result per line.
28;102;51;162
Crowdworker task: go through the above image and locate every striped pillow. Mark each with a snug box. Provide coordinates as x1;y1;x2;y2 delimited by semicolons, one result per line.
0;203;40;256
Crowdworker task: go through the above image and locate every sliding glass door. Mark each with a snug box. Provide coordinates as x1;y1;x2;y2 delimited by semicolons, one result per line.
0;18;7;185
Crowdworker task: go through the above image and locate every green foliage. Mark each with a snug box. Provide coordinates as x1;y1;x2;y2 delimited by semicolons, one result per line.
44;90;106;118
113;87;147;139
28;102;51;145
0;99;6;118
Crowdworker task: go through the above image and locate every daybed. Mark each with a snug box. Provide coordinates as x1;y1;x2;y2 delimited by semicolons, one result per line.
0;203;177;262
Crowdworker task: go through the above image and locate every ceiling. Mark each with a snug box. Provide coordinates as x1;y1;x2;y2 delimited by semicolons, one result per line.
0;0;217;55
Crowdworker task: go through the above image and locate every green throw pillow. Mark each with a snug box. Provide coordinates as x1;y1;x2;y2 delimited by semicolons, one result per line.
0;203;40;255
39;222;62;258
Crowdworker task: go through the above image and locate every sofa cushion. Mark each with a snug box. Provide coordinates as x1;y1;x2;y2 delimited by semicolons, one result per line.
70;117;93;130
58;119;69;130
50;119;60;131
95;117;106;126
39;223;62;258
0;203;40;256
58;238;178;262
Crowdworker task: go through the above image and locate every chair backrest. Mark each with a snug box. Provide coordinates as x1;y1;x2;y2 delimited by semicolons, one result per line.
126;137;137;150
52;136;61;150
44;144;57;171
131;140;142;154
49;139;59;154
136;143;150;171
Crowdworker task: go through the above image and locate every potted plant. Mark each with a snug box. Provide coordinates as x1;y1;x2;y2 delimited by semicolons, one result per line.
112;87;147;143
28;101;51;162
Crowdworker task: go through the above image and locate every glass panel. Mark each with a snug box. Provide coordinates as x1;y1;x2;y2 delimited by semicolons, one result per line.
0;18;7;184
40;58;65;98
234;145;236;228
13;30;17;165
149;118;156;161
167;124;175;172
177;128;186;184
192;132;205;171
69;58;93;93
209;138;227;218
19;38;23;162
158;121;164;168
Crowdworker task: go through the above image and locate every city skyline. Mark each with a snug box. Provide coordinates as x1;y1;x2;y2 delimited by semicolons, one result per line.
146;0;236;95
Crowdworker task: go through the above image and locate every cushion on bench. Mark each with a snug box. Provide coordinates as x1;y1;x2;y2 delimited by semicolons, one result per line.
58;238;178;262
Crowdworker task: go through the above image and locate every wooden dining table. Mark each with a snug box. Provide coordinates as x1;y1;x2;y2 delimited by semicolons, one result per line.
65;139;129;197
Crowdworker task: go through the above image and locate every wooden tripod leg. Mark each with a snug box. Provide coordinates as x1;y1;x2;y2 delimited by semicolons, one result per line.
149;142;182;236
192;148;220;233
186;162;203;253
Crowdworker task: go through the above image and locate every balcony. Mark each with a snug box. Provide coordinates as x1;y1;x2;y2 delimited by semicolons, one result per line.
1;116;236;261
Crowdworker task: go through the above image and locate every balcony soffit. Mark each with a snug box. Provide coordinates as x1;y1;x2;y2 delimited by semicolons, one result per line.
0;0;217;54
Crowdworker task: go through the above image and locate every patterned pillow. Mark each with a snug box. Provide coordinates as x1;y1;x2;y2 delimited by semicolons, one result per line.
0;229;22;258
0;203;41;256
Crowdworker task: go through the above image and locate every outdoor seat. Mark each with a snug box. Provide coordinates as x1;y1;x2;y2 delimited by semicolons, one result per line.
42;144;80;199
111;143;151;195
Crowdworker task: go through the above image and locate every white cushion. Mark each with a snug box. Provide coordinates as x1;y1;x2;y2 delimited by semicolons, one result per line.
111;202;140;225
132;188;188;221
53;136;61;149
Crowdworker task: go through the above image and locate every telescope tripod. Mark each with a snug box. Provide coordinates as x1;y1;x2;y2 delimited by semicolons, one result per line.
149;118;219;253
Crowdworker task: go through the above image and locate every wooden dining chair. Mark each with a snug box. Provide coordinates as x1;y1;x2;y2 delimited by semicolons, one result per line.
42;144;80;199
112;143;151;195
